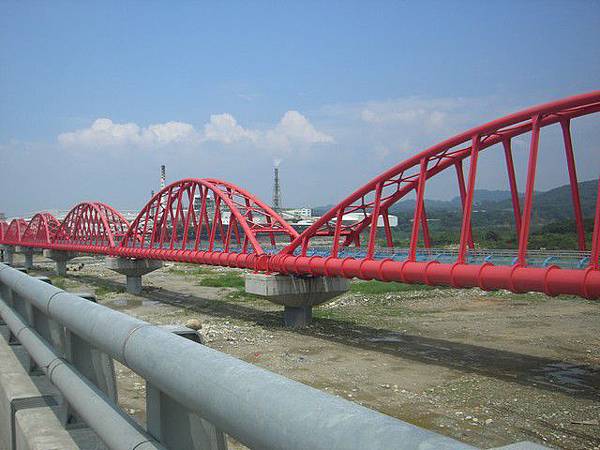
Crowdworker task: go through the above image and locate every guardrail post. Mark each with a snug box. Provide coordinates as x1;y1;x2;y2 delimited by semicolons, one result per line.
6;276;64;374
146;325;228;450
0;284;11;326
5;269;32;348
29;277;65;377
2;246;14;265
63;292;118;426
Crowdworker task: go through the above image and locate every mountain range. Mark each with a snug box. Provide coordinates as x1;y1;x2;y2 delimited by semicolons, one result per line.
312;180;598;222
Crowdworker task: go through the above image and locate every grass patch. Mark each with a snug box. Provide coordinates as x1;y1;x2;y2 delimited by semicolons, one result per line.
226;290;266;303
168;265;217;276
197;272;245;289
94;283;125;297
50;276;67;290
313;309;344;320
350;280;436;295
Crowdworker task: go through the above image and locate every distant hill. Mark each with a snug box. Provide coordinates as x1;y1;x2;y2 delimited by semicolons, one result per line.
459;189;514;204
494;179;597;221
311;180;597;221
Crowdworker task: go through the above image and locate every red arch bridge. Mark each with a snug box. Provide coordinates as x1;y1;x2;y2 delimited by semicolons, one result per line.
1;92;599;315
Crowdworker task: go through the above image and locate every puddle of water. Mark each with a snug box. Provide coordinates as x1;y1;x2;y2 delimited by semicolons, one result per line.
367;334;406;343
367;335;600;395
535;362;600;392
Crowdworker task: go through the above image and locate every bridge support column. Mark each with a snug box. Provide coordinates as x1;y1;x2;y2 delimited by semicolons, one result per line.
105;257;163;295
1;246;14;265
43;250;78;276
15;246;36;270
245;273;350;328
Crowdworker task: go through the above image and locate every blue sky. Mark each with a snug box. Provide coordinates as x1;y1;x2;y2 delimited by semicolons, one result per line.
1;1;599;216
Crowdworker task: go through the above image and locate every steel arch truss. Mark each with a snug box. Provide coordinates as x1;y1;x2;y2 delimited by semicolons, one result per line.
0;92;598;299
21;213;61;246
120;178;298;258
273;91;600;298
3;219;28;245
53;202;130;250
0;222;7;242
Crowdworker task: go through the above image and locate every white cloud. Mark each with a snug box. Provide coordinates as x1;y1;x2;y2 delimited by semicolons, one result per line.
202;110;333;153
142;121;197;144
58;111;333;157
264;111;334;150
359;97;474;134
317;95;512;163
58;118;198;149
202;113;259;144
58;118;141;147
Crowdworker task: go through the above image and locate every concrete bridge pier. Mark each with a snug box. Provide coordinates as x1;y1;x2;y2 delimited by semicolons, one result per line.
15;246;37;270
1;246;14;265
106;257;163;294
245;273;350;328
43;250;78;276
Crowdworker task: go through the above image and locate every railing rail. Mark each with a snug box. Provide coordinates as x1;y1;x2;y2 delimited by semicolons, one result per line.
0;294;163;450
0;262;477;450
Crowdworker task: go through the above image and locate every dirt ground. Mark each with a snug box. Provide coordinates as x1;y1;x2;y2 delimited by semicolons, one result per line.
16;253;600;450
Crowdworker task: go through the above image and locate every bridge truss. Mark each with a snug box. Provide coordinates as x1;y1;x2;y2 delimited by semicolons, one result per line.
1;91;598;299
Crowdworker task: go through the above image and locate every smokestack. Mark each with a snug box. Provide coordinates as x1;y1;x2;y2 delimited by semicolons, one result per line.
160;165;166;190
272;161;281;211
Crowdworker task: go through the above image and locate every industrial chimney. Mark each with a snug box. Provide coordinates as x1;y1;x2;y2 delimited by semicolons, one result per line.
272;160;281;211
160;165;167;208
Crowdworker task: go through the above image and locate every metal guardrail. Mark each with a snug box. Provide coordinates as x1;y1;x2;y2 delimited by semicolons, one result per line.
0;262;483;450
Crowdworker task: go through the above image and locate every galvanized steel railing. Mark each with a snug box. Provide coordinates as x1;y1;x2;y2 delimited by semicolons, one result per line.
0;263;478;450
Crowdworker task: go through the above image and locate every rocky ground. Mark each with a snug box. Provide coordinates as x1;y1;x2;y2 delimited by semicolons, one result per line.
17;254;600;449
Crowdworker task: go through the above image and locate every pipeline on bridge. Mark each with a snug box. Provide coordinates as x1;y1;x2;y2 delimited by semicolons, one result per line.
1;91;599;299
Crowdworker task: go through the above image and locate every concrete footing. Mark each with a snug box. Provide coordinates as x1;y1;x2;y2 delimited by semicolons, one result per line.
105;257;163;294
43;250;78;276
2;246;14;265
245;273;350;327
283;305;313;328
15;247;37;270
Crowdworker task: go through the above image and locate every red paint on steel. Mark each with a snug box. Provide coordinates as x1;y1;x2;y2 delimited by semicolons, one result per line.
457;135;480;264
560;120;586;251
590;179;600;270
120;179;297;256
3;219;28;245
21;213;61;246
1;92;599;300
502;139;522;236
0;221;8;242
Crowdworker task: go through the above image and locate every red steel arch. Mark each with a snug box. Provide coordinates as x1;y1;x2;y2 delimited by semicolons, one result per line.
53;202;130;251
119;178;298;260
21;213;61;246
0;221;7;242
270;91;600;298
3;219;28;245
0;92;597;299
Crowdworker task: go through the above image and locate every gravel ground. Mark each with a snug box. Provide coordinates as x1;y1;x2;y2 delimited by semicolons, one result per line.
18;254;600;450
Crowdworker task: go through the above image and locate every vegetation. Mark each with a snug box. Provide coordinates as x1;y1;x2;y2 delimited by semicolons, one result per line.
49;276;67;290
95;283;125;297
350;280;436;295
197;272;245;289
367;180;598;251
168;265;217;276
311;181;597;251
